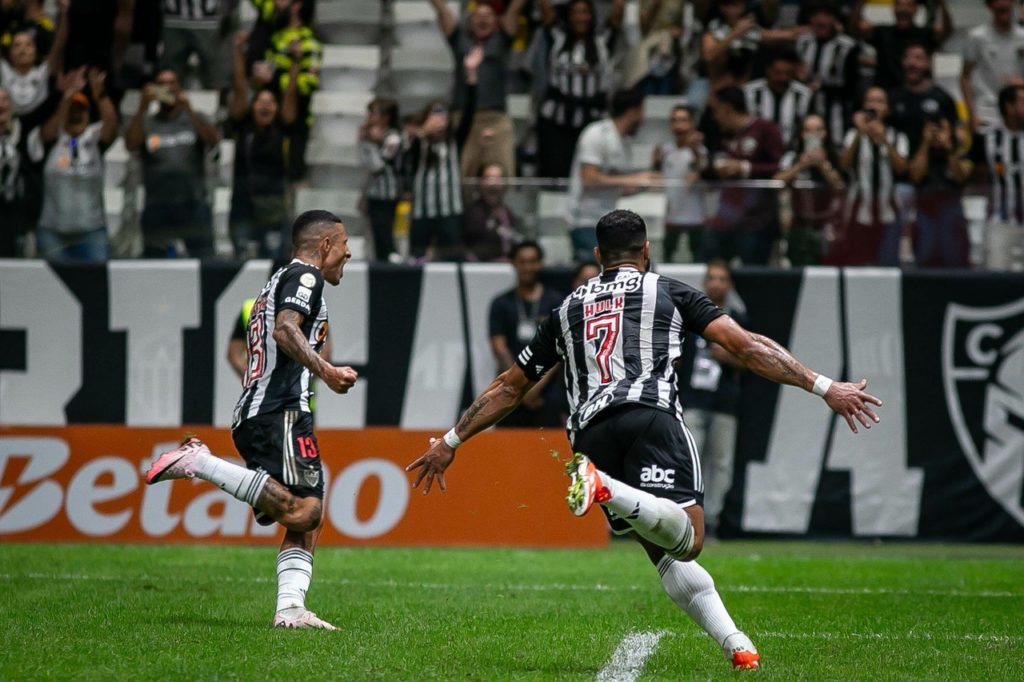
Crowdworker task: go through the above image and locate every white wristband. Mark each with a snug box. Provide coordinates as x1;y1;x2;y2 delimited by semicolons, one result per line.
442;428;462;450
812;374;834;398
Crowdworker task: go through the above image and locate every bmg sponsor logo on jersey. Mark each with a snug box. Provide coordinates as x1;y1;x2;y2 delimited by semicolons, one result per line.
571;274;643;300
942;298;1024;527
639;464;675;489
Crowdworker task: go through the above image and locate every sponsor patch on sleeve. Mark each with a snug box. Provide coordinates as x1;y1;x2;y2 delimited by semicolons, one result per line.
300;272;317;288
295;286;311;302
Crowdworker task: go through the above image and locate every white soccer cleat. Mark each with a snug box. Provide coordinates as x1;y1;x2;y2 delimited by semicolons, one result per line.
145;437;209;484
565;452;610;516
723;632;760;670
272;608;338;631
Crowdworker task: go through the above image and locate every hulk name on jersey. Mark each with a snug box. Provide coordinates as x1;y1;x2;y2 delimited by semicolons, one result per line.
233;260;329;427
515;266;722;437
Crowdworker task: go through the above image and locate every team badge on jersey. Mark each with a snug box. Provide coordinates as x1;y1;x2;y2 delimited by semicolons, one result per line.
943;298;1024;527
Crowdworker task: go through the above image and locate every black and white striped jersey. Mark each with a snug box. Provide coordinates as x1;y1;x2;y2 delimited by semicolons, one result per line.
743;78;813;147
515;266;723;436
360;129;403;202
796;32;860;143
232;259;329;429
842;126;909;225
538;26;616;129
982;126;1024;227
409;137;463;219
163;0;224;29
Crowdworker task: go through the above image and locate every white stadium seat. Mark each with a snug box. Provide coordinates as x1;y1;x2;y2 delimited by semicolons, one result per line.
320;46;380;92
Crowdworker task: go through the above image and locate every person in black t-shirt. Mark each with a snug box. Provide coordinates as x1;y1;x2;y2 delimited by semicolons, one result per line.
908;115;971;266
676;260;746;535
850;0;952;89
488;240;565;427
887;42;960;158
227;31;299;258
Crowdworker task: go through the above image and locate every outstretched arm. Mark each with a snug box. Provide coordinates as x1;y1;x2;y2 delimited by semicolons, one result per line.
406;365;535;494
701;315;882;433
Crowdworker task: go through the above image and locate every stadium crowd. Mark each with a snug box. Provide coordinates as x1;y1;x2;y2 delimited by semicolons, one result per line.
1;0;1023;268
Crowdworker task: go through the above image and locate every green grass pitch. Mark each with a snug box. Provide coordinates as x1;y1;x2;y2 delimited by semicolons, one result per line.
1;541;1022;681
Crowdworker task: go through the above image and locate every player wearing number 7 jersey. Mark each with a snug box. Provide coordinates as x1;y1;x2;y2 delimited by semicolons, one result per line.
146;210;359;630
407;209;883;670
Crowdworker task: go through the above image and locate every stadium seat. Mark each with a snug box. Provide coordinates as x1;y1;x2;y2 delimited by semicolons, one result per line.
393;1;459;47
316;0;382;45
539;234;572;265
294;187;367;235
537;190;568;236
390;48;455;110
309;91;376;154
213;187;232;254
104;138;129;188
305;144;366;189
104;187;124;239
320;46;380;92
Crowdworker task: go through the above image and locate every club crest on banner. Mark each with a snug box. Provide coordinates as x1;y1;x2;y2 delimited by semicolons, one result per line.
942;298;1024;527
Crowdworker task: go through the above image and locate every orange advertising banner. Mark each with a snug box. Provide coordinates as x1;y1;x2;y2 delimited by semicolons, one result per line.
0;426;609;547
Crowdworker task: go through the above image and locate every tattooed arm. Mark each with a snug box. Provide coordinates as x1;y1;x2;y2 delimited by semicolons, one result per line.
702;315;883;433
406;366;535;494
273;309;357;394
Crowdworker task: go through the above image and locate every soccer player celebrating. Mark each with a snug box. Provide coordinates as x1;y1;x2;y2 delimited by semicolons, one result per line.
147;210;358;630
408;209;882;670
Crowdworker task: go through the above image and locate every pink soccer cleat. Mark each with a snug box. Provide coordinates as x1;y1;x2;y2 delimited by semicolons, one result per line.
145;437;209;484
565;452;610;516
272;608;338;631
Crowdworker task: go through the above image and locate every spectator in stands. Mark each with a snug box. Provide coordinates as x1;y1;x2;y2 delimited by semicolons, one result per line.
909;115;971;267
464;162;524;262
701;0;799;91
742;48;813;148
125;67;220;257
257;0;320;179
0;85;30;256
676;259;746;536
228;31;298;259
534;0;624;179
571;260;600;288
627;0;700;96
775;113;846;265
161;0;234;90
797;0;862;145
0;0;66;124
565;88;657;263
703;85;784;265
888;42;959;159
64;0;133;76
836;86;909;265
849;0;952;89
977;84;1024;270
359;97;403;263
653;104;707;262
488;240;565;427
961;0;1024;134
404;47;482;262
428;0;525;179
1;0;54;58
29;67;117;261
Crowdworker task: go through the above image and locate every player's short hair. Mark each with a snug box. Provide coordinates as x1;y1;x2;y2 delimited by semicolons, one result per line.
511;239;544;261
998;84;1024;118
610;88;646;119
713;85;748;115
291;210;342;249
596;210;647;262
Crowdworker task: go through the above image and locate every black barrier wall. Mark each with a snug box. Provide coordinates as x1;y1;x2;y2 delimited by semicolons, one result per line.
0;260;1022;542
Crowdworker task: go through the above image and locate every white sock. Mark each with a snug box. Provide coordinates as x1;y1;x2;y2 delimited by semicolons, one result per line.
658;556;745;650
276;547;313;613
192;451;269;507
598;472;695;558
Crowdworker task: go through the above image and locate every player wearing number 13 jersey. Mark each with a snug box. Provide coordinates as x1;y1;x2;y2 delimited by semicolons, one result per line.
146;210;358;630
408;209;884;671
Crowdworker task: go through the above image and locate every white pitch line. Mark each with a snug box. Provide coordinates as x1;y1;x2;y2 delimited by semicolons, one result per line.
0;572;1020;599
596;630;665;682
